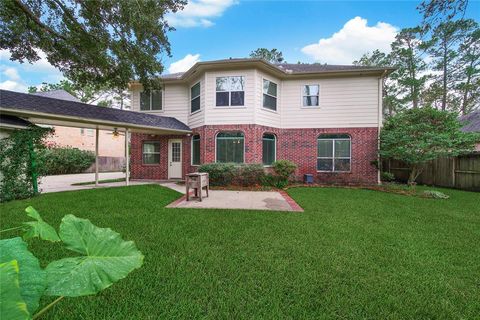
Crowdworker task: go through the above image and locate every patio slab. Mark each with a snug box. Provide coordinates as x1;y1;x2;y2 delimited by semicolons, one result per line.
167;190;303;212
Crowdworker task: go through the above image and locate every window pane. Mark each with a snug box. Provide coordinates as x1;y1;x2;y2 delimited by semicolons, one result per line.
317;159;333;171
192;135;200;165
335;140;350;157
140;91;150;110
320;134;350;139
263;94;277;110
216;92;229;106
143;142;160;153
191;97;200;113
191;82;200;98
230;76;244;91
303;85;319;96
334;159;350;171
262;134;275;165
151;91;162;110
216;77;229;91
231;91;244;106
263;80;277;97
216;132;244;163
317;139;333;157
303;96;319;107
143;154;160;164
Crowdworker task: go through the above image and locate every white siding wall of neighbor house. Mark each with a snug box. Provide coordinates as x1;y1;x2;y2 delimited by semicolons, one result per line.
131;70;380;129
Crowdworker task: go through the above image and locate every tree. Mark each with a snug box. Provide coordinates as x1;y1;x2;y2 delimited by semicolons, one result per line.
380;107;479;185
0;0;186;90
418;0;469;29
390;27;430;109
249;48;284;63
353;50;401;115
422;19;477;111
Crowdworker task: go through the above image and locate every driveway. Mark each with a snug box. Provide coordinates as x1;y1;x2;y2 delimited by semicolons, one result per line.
40;172;127;193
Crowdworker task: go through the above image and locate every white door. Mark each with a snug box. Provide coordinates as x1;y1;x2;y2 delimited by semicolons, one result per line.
168;139;182;179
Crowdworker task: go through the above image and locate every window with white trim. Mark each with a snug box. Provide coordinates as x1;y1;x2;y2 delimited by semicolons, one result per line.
191;82;201;113
263;79;277;111
191;134;200;165
262;133;276;165
317;134;351;172
142;141;160;164
216;132;244;163
140;90;162;111
303;85;319;107
216;76;245;107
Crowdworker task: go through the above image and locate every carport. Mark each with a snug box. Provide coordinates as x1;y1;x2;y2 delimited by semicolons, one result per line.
0;89;191;188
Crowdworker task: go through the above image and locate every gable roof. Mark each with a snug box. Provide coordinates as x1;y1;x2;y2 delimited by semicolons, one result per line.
459;110;480;132
0;114;33;130
31;89;81;102
0;90;190;133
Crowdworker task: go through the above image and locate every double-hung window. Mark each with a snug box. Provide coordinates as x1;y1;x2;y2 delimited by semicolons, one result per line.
140;90;162;111
262;133;276;166
216;76;245;107
143;142;160;164
263;79;277;111
191;134;200;165
216;132;244;163
303;85;319;107
317;134;351;172
191;82;201;113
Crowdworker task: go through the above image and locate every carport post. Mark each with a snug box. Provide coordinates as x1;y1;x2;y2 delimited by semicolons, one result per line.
95;128;99;186
125;128;130;186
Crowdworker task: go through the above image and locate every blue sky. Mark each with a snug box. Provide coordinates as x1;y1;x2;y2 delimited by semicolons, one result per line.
1;0;479;92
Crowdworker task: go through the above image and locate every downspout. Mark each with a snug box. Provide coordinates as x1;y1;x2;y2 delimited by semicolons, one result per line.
377;69;388;185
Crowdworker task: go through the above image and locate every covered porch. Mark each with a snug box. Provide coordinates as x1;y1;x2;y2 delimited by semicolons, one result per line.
0;89;191;189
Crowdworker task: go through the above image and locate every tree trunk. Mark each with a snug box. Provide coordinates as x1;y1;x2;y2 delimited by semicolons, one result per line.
442;41;448;111
408;165;422;186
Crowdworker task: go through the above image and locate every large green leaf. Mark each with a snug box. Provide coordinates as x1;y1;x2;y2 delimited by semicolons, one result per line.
0;260;31;320
45;215;144;297
0;238;45;315
23;206;60;242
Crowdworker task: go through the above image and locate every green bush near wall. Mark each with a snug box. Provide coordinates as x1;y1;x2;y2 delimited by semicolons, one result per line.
38;147;95;175
198;163;265;186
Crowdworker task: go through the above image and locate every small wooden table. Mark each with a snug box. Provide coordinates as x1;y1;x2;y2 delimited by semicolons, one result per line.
186;172;209;201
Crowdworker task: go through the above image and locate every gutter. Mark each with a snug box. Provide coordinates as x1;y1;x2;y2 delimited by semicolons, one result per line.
377;69;389;184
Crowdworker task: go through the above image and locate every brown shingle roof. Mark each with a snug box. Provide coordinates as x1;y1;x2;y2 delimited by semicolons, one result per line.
459;110;480;132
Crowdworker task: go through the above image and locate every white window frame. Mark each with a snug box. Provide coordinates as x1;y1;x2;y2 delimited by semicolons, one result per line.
140;90;164;112
190;82;201;114
262;133;277;167
191;134;201;166
215;76;245;108
302;84;320;108
142;141;161;165
215;131;246;163
317;135;351;172
262;78;278;112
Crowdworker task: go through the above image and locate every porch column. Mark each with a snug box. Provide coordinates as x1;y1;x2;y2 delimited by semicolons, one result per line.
95;128;99;186
125;128;130;186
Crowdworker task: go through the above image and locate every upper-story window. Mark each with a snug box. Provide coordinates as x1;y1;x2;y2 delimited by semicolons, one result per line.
263;79;277;111
140;90;162;111
216;76;245;107
191;82;201;113
303;85;319;107
317;134;351;172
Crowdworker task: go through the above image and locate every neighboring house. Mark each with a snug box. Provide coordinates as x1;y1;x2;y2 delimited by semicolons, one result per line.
129;58;393;184
459;110;480;151
32;90;125;157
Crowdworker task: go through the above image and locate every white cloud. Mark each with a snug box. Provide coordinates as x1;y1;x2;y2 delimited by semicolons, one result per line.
301;16;398;64
168;54;201;73
167;0;237;28
2;67;20;81
0;80;27;92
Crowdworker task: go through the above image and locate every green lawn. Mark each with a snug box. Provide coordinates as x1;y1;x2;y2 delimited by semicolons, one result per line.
1;185;479;319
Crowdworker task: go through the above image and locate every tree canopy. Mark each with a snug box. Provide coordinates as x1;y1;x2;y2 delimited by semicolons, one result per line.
249;48;284;63
0;0;186;90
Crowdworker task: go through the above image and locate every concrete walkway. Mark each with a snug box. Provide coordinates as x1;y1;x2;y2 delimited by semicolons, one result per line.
167;189;303;212
40;172;133;193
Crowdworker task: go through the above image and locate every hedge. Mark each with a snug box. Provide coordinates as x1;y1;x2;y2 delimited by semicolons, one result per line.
38;147;95;175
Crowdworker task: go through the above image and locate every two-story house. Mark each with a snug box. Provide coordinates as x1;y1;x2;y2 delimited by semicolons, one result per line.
129;59;393;184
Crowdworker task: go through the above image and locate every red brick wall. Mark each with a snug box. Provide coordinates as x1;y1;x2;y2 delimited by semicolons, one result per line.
130;125;379;184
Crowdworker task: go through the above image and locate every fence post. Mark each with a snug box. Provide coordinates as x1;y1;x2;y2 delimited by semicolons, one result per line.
452;157;456;187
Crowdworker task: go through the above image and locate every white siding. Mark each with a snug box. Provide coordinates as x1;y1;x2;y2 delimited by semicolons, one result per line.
280;77;379;128
204;69;255;125
187;75;205;128
255;70;281;127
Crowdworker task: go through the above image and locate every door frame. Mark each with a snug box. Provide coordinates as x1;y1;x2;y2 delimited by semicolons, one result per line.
168;139;183;179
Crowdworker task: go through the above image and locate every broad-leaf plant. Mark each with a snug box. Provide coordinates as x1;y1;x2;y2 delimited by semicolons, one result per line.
0;207;144;319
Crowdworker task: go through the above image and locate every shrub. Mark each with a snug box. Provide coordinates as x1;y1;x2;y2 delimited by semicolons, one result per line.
272;160;297;180
38;147;95;175
381;171;395;182
198;163;236;186
236;163;265;186
423;190;449;199
261;174;289;189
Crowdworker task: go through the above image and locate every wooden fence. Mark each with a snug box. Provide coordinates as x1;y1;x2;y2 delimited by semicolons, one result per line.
383;152;480;192
85;156;125;173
